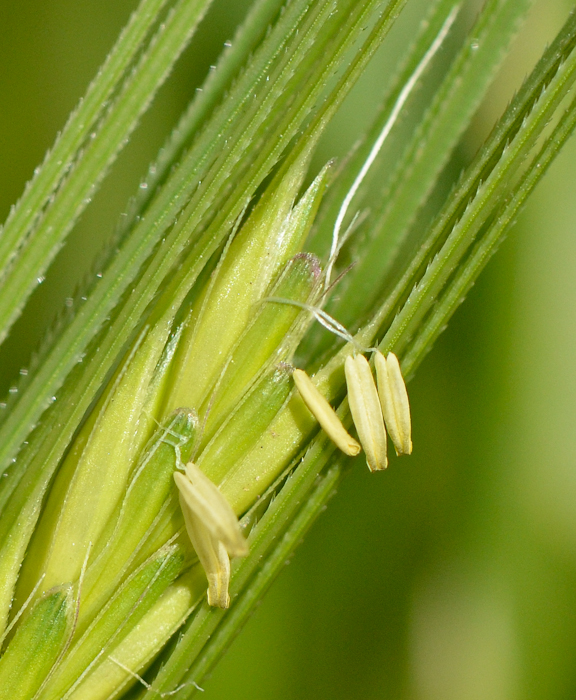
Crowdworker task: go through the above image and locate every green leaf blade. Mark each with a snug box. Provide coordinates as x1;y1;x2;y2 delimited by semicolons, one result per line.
0;0;214;346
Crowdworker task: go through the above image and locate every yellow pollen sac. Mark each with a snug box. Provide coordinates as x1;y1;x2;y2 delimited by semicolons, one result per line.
177;462;248;556
174;463;248;608
344;354;388;471
177;491;231;608
293;368;361;457
374;351;412;456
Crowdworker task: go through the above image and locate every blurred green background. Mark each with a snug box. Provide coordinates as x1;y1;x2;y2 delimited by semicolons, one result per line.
1;0;576;698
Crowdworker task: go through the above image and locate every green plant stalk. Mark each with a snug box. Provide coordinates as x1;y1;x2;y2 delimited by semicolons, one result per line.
403;91;576;374
309;0;462;250
113;0;287;247
0;0;172;281
378;8;576;359
0;0;214;345
330;0;534;329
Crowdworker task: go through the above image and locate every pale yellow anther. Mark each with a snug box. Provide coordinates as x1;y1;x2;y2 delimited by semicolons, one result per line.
175;464;248;557
293;368;361;457
177;492;231;608
344;354;388;471
174;464;248;609
374;351;412;456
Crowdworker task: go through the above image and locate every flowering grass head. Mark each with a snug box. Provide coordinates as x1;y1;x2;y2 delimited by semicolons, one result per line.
1;0;576;698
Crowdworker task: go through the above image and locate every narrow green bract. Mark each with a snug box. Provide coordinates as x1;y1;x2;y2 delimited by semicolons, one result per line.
0;588;73;700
